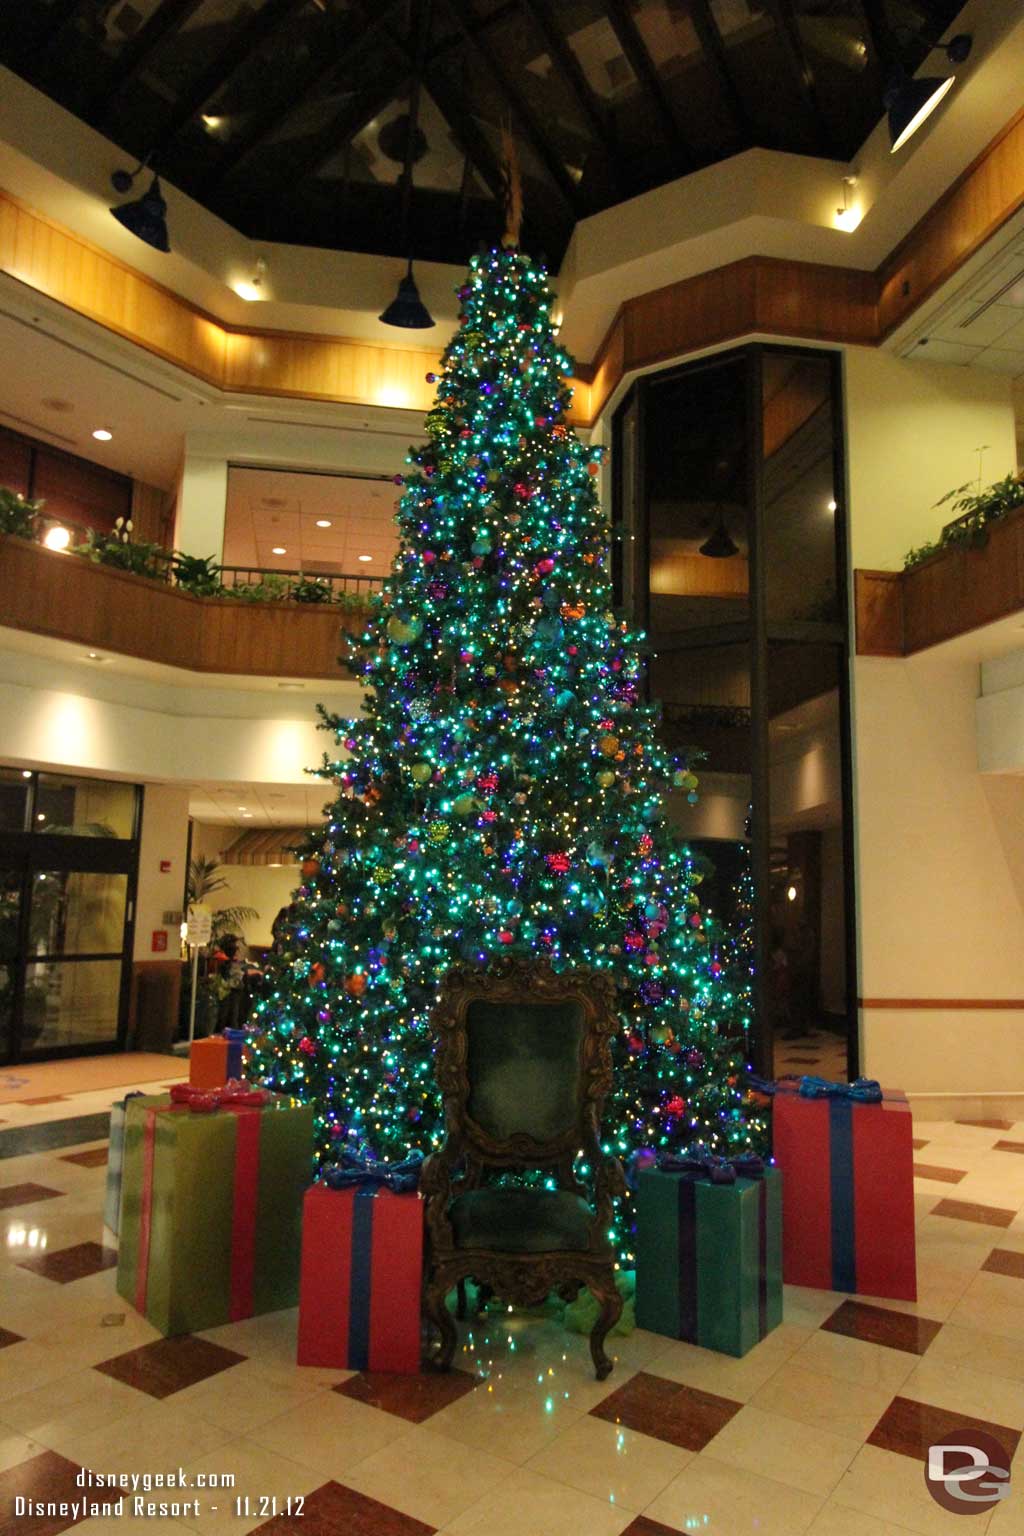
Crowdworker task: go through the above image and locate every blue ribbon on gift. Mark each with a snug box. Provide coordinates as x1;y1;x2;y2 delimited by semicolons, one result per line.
322;1148;424;1195
657;1152;765;1185
797;1076;883;1103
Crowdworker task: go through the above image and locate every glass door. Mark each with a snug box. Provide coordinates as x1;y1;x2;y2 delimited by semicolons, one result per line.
21;866;130;1056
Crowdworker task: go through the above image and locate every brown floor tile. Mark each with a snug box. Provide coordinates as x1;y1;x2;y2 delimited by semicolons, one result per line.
0;1183;64;1210
0;1327;24;1349
993;1140;1024;1154
0;1449;86;1536
932;1198;1016;1227
19;1241;117;1284
621;1520;686;1536
252;1481;436;1536
868;1395;1021;1465
913;1163;966;1184
821;1299;942;1355
590;1370;742;1452
981;1248;1024;1280
59;1148;108;1168
912;1138;929;1150
335;1368;479;1423
20;1095;69;1106
955;1118;1014;1130
94;1334;247;1399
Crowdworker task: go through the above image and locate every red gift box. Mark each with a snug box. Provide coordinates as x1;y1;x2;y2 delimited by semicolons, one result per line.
772;1083;916;1300
297;1182;423;1373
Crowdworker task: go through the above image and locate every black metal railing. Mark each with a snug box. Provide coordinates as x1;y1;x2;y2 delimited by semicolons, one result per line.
218;565;385;600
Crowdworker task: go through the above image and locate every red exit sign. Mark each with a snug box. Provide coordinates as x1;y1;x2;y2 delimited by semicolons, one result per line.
151;930;168;953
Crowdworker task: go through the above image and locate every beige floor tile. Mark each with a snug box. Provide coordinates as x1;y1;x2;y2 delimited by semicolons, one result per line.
168;1356;330;1433
52;1396;234;1473
809;1501;951;1536
0;1339;82;1403
924;1320;1024;1384
524;1412;693;1511
831;1444;996;1536
345;1424;517;1528
645;1323;811;1402
750;1360;894;1442
915;1193;944;1224
948;1271;1024;1342
900;1357;1024;1431
246;1388;408;1478
789;1329;918;1394
643;1451;825;1536
1;1367;142;1447
702;1403;860;1497
426;1373;590;1464
196;1308;348;1388
175;1435;321;1536
0;1423;46;1473
784;1286;851;1330
439;1465;632;1536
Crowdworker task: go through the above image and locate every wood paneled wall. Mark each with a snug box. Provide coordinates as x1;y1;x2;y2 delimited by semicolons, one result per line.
855;505;1024;657
0;534;365;679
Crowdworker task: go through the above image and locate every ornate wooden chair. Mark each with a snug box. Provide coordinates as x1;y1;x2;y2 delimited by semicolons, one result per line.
421;957;626;1379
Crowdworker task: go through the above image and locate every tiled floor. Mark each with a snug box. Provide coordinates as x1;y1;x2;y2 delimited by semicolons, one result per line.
0;1085;1023;1535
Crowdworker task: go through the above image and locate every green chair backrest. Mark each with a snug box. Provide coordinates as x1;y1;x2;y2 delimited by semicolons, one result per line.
465;998;585;1145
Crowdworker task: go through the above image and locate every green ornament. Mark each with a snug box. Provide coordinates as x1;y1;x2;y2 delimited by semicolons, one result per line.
387;615;423;645
410;762;432;784
452;793;484;818
427;821;451;845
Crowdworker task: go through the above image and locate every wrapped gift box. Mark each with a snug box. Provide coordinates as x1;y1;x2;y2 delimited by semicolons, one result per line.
298;1180;423;1373
117;1084;313;1336
189;1028;247;1090
635;1159;782;1358
772;1080;916;1299
104;1091;144;1236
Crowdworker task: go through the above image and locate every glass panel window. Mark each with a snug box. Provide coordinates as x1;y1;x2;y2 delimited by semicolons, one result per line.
762;353;840;625
34;775;136;839
21;959;123;1055
29;871;127;958
0;868;22;1060
0;768;31;833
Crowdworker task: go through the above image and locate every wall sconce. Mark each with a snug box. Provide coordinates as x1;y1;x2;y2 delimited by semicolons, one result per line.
233;256;267;302
834;174;861;232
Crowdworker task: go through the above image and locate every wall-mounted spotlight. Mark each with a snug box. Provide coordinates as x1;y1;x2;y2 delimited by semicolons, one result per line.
834;174;860;232
110;162;170;252
885;33;972;153
234;256;267;302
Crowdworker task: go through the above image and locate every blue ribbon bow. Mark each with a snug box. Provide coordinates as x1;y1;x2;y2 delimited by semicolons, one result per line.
657;1151;765;1185
323;1148;423;1194
797;1076;883;1103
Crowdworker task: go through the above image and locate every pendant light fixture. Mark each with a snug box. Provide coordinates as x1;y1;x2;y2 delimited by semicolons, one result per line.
885;32;971;153
699;504;739;560
380;0;434;330
109;160;170;252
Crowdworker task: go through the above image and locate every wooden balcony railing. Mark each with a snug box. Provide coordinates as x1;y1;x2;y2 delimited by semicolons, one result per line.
855;503;1024;657
0;535;371;680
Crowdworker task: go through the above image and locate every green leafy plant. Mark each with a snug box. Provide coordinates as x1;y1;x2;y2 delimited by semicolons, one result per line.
220;573;292;603
186;856;259;942
0;487;44;540
74;519;171;579
335;590;371;612
173;551;221;596
291;575;334;604
903;473;1024;570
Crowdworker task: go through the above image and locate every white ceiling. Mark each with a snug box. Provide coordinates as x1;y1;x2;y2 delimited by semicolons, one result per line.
188;780;330;829
222;465;399;576
897;215;1024;378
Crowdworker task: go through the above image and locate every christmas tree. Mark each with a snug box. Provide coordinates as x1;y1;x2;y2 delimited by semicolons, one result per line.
248;244;764;1261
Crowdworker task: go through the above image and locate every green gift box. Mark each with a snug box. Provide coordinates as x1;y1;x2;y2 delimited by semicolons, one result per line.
635;1162;783;1357
117;1087;313;1337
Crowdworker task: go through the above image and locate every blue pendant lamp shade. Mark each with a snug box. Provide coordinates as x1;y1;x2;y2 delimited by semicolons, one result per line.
380;259;434;329
110;174;171;253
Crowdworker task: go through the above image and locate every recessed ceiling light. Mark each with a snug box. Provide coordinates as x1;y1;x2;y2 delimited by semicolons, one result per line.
36;812;45;822
827;499;837;513
315;519;332;528
271;546;287;555
278;681;304;690
21;770;31;779
241;812;254;819
358;554;373;562
92;428;113;441
201;114;224;131
237;805;247;810
85;651;108;662
44;525;71;551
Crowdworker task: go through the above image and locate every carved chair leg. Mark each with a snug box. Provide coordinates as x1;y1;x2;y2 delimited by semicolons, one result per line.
424;1274;458;1372
587;1278;624;1381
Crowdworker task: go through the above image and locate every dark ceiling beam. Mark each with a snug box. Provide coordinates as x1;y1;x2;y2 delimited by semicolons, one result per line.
416;62;506;204
604;0;693;168
441;0;584;214
516;0;618;161
426;1;519;65
145;0;309;158
200;0;407;192
687;0;754;143
260;74;409;194
90;0;207;125
857;0;898;72
32;0;95;70
761;0;831;150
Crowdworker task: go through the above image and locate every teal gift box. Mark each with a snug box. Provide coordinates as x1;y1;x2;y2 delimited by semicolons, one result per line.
635;1161;783;1357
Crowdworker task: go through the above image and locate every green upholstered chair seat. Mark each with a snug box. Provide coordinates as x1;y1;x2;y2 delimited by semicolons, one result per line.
449;1187;594;1253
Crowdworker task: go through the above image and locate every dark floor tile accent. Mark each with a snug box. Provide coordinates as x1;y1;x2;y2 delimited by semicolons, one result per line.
868;1395;1021;1465
913;1163;966;1184
0;1113;112;1160
621;1519;686;1536
0;1326;24;1348
94;1334;246;1399
252;1481;436;1536
590;1371;741;1452
0;1449;87;1536
335;1367;479;1422
21;1095;69;1106
18;1241;117;1285
59;1148;108;1168
821;1300;942;1355
993;1140;1024;1154
981;1248;1024;1280
955;1118;1014;1130
912;1138;929;1150
0;1183;64;1210
932;1198;1016;1227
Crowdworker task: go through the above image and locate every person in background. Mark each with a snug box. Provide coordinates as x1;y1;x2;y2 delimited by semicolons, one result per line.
216;933;247;1031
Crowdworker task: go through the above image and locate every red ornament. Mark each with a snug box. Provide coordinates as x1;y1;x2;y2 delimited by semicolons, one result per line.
477;772;498;792
627;1032;644;1053
689;913;702;929
298;1036;316;1056
498;930;514;944
310;962;325;984
624;930;645;950
535;557;555;575
545;851;571;873
665;1095;686;1116
423;550;436;564
710;960;723;977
